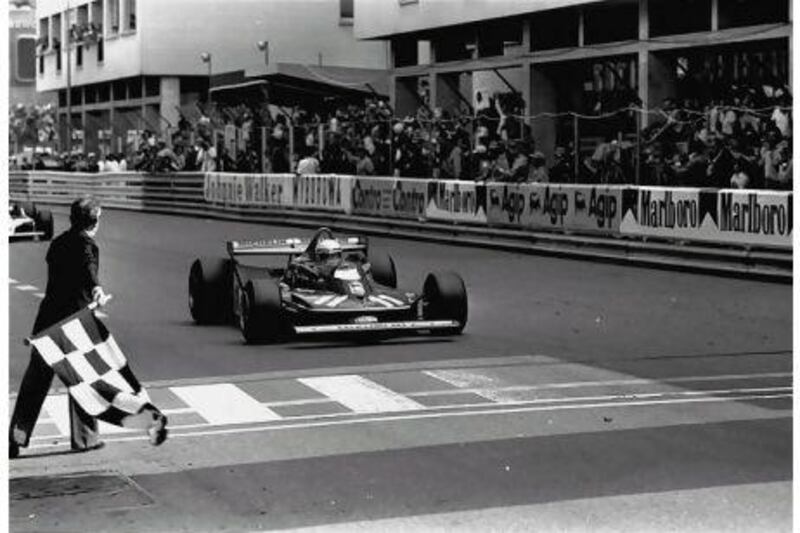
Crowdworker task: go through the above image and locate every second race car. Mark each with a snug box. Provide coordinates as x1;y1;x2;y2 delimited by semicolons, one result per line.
8;201;54;241
188;227;468;343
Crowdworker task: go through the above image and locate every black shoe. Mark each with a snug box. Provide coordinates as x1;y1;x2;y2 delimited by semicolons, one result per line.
9;441;19;460
72;441;105;453
148;414;168;446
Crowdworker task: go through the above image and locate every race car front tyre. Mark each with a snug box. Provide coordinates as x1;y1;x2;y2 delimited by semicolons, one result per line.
240;279;283;344
20;202;36;218
423;271;468;334
35;210;53;240
189;257;231;324
370;252;397;288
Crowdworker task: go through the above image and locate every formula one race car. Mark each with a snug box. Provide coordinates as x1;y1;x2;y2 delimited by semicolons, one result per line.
188;227;468;343
8;201;54;241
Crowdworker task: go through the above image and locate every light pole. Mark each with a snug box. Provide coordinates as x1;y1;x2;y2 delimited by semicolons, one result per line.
200;52;212;106
256;40;269;70
65;0;72;153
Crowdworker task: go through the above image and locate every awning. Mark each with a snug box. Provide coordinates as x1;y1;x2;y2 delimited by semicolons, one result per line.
209;63;389;108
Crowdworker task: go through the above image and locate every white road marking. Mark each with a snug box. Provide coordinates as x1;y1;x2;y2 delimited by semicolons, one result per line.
16;285;38;292
418;371;793;398
42;395;71;436
27;391;793;448
299;375;424;413
95;311;108;318
170;383;281;424
33;292;45;299
424;368;512;402
9;278;18;284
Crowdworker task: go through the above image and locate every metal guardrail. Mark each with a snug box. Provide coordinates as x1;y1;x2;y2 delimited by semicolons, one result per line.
9;171;791;282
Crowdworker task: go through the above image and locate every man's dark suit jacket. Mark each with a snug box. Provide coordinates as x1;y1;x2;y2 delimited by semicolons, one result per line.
33;228;99;334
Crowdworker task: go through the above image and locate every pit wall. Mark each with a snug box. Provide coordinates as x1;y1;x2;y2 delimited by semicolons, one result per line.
9;172;793;249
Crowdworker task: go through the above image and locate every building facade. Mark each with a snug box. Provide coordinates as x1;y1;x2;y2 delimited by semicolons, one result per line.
36;0;388;154
355;0;792;162
10;0;43;106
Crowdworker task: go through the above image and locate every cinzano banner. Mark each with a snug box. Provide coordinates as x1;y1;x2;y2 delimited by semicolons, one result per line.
351;177;427;219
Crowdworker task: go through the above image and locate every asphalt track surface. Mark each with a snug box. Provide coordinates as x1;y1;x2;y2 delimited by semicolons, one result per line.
8;207;792;532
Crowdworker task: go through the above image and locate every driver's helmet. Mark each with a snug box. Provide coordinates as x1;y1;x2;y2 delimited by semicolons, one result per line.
315;238;342;265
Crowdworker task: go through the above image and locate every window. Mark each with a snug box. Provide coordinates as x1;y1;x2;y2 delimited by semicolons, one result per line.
718;0;789;29
393;37;418;67
39;18;50;51
97;83;109;102
434;26;476;62
478;19;522;58
531;9;579;51
16;37;36;81
76;44;83;67
39;54;44;75
583;2;638;45
85;84;97;104
113;79;127;100
145;76;160;97
126;0;136;31
56;48;62;71
128;77;142;99
108;0;120;34
340;0;353;19
52;13;62;48
650;0;710;36
399;0;418;4
97;37;104;62
59;89;67;107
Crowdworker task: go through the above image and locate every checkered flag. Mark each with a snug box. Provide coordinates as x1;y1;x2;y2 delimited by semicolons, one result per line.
27;306;163;430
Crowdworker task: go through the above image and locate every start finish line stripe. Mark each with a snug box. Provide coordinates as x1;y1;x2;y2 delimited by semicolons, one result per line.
299;375;424;413
170;383;281;424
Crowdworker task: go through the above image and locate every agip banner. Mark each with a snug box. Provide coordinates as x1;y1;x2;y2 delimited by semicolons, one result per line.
486;183;622;233
426;181;487;224
204;173;294;207
619;187;792;248
351;177;427;219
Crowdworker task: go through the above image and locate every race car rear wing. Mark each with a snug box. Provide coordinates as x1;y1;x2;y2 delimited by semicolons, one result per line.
228;236;368;257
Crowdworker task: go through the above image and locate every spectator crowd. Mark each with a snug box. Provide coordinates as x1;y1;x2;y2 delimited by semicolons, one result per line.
10;87;792;191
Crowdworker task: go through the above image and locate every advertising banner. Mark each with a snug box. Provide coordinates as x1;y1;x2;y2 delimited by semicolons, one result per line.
715;190;792;247
486;183;622;233
351;177;427;219
426;180;487;224
619;187;792;248
293;174;352;213
204;173;294;207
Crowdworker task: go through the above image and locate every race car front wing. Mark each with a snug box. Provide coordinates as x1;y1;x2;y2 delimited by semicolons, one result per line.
293;319;460;335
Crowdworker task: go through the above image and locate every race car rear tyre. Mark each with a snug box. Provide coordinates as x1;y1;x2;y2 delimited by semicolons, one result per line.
240;279;283;344
370;253;397;288
36;210;54;240
423;271;468;334
189;258;231;324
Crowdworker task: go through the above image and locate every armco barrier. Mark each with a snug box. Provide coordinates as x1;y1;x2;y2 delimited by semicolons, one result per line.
619;187;793;248
486;183;623;233
10;171;792;252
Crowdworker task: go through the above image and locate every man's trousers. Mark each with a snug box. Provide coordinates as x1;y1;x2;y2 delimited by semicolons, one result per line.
9;348;100;450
